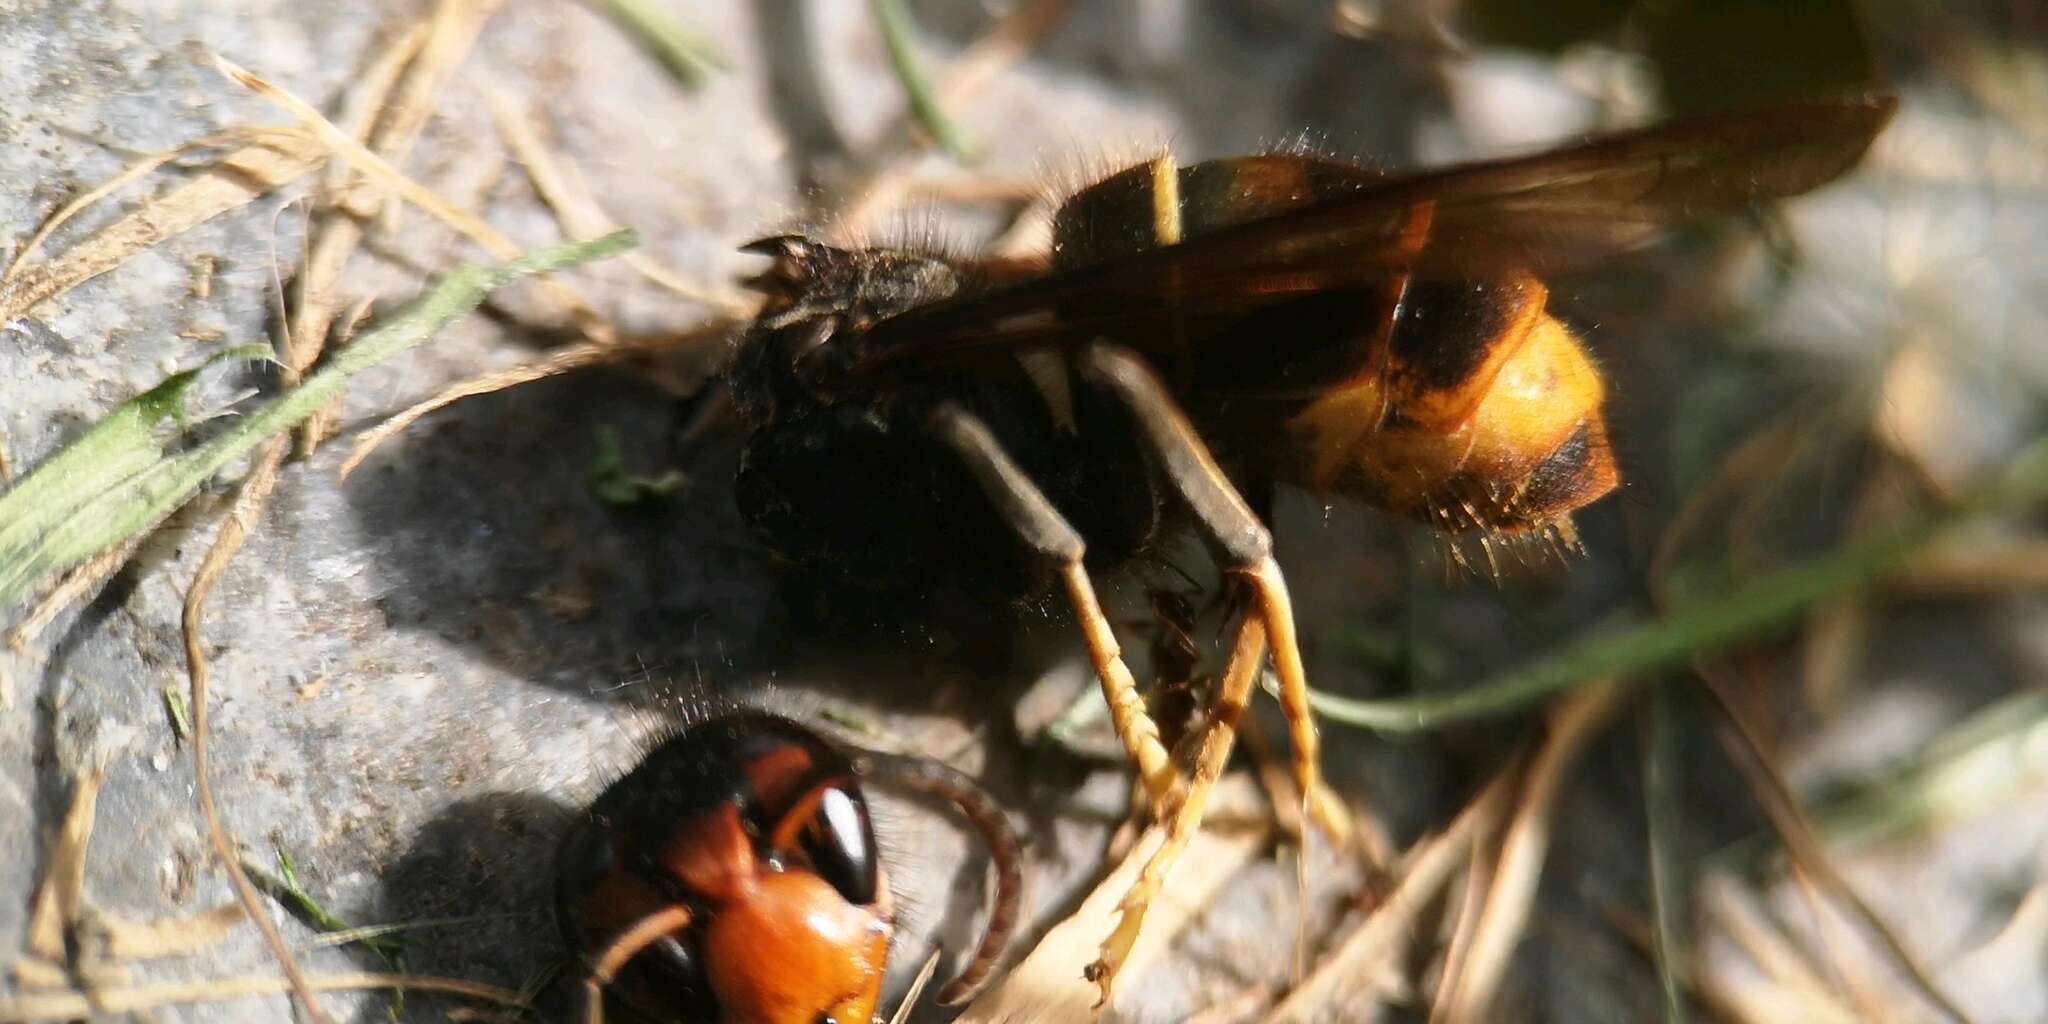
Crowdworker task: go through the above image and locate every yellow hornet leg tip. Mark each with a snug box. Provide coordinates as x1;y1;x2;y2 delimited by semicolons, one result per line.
1307;779;1353;848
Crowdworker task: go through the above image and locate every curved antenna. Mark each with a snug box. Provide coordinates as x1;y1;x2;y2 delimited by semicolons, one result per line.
579;904;695;1024
858;750;1026;1006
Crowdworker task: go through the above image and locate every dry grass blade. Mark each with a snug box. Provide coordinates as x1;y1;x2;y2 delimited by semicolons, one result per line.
209;52;613;341
482;84;754;317
1641;384;1973;1023
886;950;944;1024
207;55;509;259
364;0;503;189
3;237;623;625
0;971;527;1021
1424;834;1493;1022
1798;597;1866;714
337;324;729;481
1434;682;1627;1023
1;127;306;284
283;3;499;455
329;24;430;196
1263;768;1517;1023
958;778;1269;1023
0;235;630;1024
11;955;69;989
146;233;631;1024
1702;673;1976;1024
1797;468;1903;713
93;904;247;960
1701;875;1862;1024
0;132;327;322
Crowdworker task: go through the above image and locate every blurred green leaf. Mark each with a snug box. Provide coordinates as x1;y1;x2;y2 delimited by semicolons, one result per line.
594;0;730;89
0;343;271;602
871;0;976;160
588;425;686;506
0;231;636;612
1645;685;1690;1024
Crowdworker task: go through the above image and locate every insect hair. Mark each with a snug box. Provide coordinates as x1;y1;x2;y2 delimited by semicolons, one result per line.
835;201;983;264
1033;133;1179;214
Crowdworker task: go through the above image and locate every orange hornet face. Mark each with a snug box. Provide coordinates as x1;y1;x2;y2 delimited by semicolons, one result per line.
556;714;893;1024
700;869;890;1024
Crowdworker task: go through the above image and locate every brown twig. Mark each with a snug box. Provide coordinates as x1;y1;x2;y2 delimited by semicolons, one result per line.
181;442;331;1024
25;771;106;960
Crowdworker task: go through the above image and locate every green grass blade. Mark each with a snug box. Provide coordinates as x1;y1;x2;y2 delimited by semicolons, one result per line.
1299;437;2048;733
871;0;976;160
1645;686;1690;1023
594;0;730;89
0;345;270;563
0;231;635;611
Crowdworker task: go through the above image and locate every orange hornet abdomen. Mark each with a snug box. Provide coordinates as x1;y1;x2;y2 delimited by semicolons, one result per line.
1289;269;1619;534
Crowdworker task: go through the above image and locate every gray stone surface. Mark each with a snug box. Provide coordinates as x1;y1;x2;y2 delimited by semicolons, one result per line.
1;3;2042;1023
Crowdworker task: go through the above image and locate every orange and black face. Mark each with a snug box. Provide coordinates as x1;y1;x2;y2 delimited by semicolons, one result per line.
557;713;893;1024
